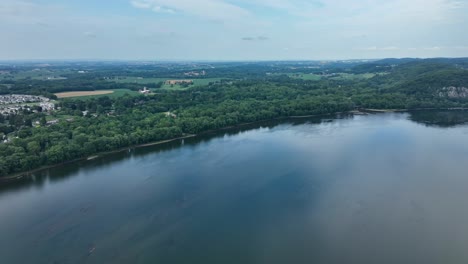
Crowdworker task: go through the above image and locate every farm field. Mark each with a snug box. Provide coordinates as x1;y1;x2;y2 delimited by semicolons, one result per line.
1;69;74;80
111;77;222;90
55;89;140;99
287;73;322;81
269;73;322;81
55;90;115;98
272;72;385;81
328;73;383;80
111;77;167;84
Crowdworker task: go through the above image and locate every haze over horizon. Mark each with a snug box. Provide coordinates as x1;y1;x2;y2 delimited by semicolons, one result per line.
1;0;468;60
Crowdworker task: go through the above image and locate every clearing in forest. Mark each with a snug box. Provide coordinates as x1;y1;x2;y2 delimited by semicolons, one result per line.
55;90;115;98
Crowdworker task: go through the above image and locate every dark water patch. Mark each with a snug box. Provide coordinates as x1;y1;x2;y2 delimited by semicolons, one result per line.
409;109;468;127
1;112;468;264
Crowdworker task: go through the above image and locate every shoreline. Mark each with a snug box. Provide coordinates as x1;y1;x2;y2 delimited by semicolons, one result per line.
1;107;467;183
0;134;196;183
361;107;468;113
0;113;340;183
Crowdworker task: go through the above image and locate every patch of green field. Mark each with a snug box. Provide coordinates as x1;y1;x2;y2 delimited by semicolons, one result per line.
191;78;222;86
160;84;189;90
329;73;377;80
270;73;322;81
104;89;140;98
287;73;322;81
4;69;74;80
111;77;167;84
110;77;222;91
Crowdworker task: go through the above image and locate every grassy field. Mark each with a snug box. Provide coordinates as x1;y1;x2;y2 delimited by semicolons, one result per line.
270;73;322;81
329;73;379;80
55;90;114;98
273;72;384;81
55;89;140;99
2;69;74;80
111;77;167;84
111;77;222;90
287;73;322;81
104;89;141;97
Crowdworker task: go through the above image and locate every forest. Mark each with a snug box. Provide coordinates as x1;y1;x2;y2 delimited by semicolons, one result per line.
0;58;467;177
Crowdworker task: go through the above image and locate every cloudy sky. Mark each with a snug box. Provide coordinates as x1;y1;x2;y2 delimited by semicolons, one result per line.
1;0;467;60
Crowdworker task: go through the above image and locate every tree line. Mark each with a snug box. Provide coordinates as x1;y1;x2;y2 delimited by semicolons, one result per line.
1;60;468;177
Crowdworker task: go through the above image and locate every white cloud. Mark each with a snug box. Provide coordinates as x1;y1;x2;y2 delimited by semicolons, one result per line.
242;36;269;41
424;46;442;51
357;46;399;51
0;0;467;60
152;6;175;13
240;0;324;15
83;31;97;38
363;46;377;51
0;0;58;24
130;0;251;22
131;1;175;13
381;46;399;51
130;0;152;9
0;0;36;15
447;0;465;9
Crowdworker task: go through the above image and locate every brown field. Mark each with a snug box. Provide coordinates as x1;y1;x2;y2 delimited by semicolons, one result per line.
55;90;114;98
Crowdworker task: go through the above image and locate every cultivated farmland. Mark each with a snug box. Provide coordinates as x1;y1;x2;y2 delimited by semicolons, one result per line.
55;90;115;98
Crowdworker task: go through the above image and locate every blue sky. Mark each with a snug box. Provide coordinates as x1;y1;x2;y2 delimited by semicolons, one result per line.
1;0;467;60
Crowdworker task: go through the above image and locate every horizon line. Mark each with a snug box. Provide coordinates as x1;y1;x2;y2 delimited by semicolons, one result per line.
1;57;467;64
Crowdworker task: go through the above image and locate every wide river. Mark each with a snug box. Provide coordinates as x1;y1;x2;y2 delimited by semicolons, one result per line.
1;111;468;264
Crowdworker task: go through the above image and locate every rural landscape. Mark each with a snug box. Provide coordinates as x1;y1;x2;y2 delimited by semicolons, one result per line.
2;58;468;264
2;0;468;263
1;58;468;178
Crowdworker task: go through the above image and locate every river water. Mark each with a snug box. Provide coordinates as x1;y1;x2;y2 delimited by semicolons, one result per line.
1;111;468;264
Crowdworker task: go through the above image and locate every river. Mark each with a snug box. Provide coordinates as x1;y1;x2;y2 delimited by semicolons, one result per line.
1;111;468;264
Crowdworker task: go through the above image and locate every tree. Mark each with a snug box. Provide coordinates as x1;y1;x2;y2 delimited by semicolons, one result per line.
27;141;41;154
40;116;47;126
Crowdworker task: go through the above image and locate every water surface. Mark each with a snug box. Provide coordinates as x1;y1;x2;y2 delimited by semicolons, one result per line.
1;111;468;264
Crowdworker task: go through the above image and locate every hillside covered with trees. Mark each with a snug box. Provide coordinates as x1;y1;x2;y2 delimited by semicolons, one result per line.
0;59;467;177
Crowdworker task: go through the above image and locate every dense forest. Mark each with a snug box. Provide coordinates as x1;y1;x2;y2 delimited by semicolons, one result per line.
0;59;467;177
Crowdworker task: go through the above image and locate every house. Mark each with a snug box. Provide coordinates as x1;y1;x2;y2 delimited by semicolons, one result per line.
164;112;177;118
139;87;151;94
46;119;59;125
184;71;206;77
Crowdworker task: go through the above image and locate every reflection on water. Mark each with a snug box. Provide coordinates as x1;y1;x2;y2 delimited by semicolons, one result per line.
1;111;468;264
409;109;468;127
0;114;335;195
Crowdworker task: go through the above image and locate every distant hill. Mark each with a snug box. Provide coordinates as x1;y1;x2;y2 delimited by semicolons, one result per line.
349;58;417;74
368;60;468;99
374;58;421;65
350;58;468;74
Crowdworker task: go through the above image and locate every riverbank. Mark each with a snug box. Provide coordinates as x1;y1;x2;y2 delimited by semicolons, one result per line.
0;134;196;183
362;107;468;113
1;112;344;183
2;108;466;183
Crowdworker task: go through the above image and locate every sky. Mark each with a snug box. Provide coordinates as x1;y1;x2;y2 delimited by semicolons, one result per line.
1;0;467;60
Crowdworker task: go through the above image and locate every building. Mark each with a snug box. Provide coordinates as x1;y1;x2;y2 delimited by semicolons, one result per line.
139;87;151;94
184;71;206;77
